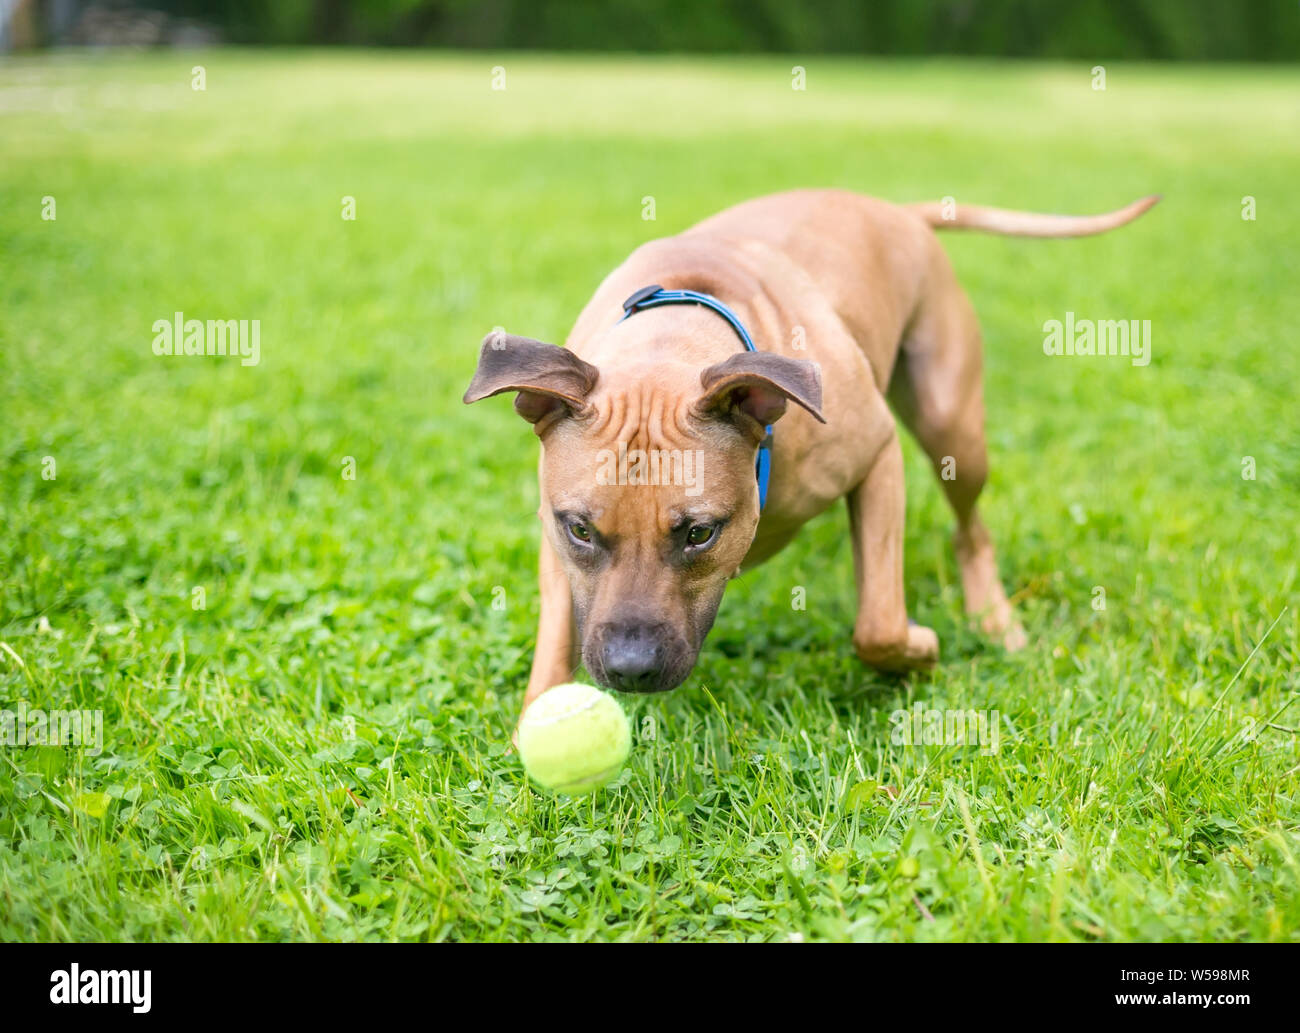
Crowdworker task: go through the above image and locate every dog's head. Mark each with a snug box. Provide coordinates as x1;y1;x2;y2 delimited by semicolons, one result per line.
465;331;822;694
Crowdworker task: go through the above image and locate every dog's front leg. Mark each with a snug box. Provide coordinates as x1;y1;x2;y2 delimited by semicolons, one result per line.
522;530;579;717
846;432;939;671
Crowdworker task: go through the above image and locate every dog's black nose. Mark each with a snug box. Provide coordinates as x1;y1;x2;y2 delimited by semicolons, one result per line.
599;625;665;693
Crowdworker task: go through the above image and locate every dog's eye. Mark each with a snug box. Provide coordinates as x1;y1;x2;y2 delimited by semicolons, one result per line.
568;522;593;544
685;524;716;548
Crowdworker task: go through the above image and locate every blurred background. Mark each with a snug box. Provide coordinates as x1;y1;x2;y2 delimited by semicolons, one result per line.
4;0;1298;60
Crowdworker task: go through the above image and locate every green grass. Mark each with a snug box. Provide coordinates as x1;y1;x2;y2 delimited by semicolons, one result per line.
2;50;1298;942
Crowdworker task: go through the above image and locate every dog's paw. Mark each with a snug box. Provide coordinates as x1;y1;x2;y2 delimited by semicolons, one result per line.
854;622;939;672
999;622;1028;653
973;603;1027;653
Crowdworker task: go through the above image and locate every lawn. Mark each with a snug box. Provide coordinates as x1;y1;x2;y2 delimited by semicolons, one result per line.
1;50;1297;942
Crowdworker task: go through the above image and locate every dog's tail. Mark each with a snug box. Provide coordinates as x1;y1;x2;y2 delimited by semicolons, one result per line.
908;194;1160;238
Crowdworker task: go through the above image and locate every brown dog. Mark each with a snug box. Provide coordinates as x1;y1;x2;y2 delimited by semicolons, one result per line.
465;190;1158;718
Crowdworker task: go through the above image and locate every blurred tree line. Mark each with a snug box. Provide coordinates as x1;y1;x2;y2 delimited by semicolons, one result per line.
17;0;1300;59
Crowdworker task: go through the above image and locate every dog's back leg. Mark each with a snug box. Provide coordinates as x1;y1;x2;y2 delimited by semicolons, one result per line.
887;241;1027;651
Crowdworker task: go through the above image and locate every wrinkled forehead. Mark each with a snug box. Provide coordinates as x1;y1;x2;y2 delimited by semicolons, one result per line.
542;424;756;527
579;362;706;448
536;360;760;517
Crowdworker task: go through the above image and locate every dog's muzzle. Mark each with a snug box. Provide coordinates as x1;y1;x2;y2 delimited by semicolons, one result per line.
588;621;688;694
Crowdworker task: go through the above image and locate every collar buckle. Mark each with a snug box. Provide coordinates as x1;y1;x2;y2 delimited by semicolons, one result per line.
622;284;663;315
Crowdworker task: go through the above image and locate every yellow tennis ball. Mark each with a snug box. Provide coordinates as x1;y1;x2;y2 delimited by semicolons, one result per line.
517;682;631;795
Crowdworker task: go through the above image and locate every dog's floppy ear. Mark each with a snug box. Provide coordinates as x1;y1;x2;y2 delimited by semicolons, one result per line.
692;352;826;431
463;331;599;424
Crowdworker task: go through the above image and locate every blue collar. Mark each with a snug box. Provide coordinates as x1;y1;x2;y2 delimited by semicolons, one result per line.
619;285;772;510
